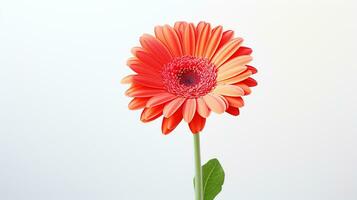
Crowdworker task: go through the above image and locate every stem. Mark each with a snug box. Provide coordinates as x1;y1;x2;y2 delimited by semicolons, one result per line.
193;133;203;200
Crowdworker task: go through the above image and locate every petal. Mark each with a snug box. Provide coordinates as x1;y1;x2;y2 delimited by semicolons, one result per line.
174;21;187;44
204;26;223;59
247;65;258;74
196;97;210;118
146;93;177;107
183;98;196;123
182;23;196;56
189;113;206;134
213;85;244;96
163;97;186;118
227;46;253;62
195;22;211;57
218;95;229;109
217;70;252;85
127;58;160;76
132;75;164;89
225;96;244;108
128;97;150;110
217;55;252;71
162;25;183;57
162;106;183;135
154;26;167;46
241;77;258;87
125;85;166;97
217;55;252;80
211;38;243;67
131;47;162;70
121;75;134;84
226;106;240;116
195;22;205;37
233;83;252;95
217;30;234;50
203;93;227;114
140;34;172;63
140;104;164;122
217;66;248;81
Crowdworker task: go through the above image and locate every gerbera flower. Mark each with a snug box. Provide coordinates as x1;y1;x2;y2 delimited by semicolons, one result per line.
122;21;257;134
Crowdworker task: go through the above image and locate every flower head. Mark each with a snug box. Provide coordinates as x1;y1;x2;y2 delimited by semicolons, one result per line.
122;21;257;134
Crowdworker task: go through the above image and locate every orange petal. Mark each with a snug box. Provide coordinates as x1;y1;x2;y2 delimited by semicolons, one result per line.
226;106;240;116
203;93;227;114
217;70;252;85
128;97;150;110
195;22;211;57
162;25;183;57
213;85;244;96
121;75;134;84
217;55;252;80
182;23;196;56
217;30;234;50
154;26;167;46
211;38;243;67
146;93;177;107
162;106;183;135
225;96;244;108
174;21;187;44
204;26;223;59
140;34;172;64
140;104;164;122
233;83;252;95
183;98;196;123
189;113;206;134
163;97;186;118
218;95;229;109
125;85;166;97
196;97;210;118
217;66;248;81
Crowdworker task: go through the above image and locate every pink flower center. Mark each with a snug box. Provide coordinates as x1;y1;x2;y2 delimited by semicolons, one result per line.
161;56;217;98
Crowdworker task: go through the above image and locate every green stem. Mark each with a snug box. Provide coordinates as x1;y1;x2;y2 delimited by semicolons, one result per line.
193;133;203;200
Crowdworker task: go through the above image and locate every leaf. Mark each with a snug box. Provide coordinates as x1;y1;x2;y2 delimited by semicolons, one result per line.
194;158;225;200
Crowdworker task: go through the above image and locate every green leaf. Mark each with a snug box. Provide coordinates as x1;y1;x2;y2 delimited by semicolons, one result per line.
194;158;225;200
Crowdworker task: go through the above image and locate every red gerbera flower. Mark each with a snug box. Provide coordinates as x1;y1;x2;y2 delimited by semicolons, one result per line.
122;21;257;134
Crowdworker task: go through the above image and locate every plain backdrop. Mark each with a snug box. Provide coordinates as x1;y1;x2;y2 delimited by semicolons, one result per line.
1;0;356;199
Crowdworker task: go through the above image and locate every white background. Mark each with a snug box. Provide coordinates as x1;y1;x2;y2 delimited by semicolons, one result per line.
1;0;356;199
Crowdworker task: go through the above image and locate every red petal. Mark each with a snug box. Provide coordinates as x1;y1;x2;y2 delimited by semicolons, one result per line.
230;46;252;58
189;113;206;134
241;77;258;87
217;30;234;50
226;106;240;116
247;65;258;74
162;107;183;135
139;34;172;64
131;47;162;70
132;75;164;89
127;58;160;77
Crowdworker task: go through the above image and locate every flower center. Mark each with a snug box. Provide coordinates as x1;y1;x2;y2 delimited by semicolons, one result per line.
161;56;217;98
